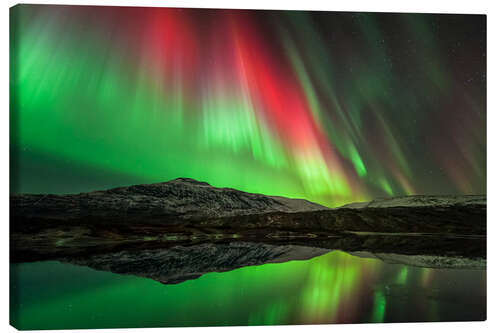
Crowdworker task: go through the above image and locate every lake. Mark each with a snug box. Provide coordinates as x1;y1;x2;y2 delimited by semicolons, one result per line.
10;249;486;329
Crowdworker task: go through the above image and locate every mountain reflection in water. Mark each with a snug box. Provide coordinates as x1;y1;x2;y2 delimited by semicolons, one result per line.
10;248;485;329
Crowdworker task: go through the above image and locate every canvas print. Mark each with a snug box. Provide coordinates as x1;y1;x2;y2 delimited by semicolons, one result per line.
9;4;486;329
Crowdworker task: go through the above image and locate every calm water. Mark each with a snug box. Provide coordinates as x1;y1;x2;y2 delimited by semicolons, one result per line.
10;250;486;329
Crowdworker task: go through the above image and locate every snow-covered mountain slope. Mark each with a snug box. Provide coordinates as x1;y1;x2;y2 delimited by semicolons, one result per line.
340;195;485;209
12;177;327;221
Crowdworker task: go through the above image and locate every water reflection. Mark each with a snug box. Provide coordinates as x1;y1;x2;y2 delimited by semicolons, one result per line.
10;249;485;329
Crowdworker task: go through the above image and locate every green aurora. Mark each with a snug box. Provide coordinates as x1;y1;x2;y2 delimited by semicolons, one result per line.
10;5;486;207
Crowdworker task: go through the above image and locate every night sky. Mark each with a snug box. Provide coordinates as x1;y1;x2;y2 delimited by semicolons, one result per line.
10;5;486;207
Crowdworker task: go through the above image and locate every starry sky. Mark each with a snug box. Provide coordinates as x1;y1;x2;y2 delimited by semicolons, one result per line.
10;5;486;207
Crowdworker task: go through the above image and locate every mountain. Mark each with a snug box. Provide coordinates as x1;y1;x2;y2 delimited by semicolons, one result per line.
11;177;326;223
348;251;486;269
10;178;486;267
341;194;485;209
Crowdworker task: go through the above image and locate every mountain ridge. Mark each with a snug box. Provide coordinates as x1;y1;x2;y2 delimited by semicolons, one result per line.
11;177;327;222
11;177;486;266
341;194;485;209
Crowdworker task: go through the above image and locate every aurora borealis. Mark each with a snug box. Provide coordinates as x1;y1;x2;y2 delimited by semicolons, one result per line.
10;5;486;207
